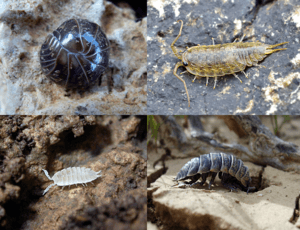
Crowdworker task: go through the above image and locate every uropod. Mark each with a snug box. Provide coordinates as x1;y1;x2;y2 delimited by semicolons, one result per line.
42;167;102;195
174;152;255;194
171;20;288;107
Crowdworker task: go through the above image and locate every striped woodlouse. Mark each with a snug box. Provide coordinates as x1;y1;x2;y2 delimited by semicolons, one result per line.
174;152;255;194
40;18;110;89
42;167;102;195
171;20;288;107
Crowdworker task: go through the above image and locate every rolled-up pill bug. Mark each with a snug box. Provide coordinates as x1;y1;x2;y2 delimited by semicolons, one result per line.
40;18;110;89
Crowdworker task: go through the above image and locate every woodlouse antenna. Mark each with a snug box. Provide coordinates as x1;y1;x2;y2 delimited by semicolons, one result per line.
171;20;184;60
42;169;52;180
43;183;55;195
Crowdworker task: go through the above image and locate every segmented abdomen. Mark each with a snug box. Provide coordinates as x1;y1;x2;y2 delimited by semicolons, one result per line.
52;167;100;186
175;152;250;187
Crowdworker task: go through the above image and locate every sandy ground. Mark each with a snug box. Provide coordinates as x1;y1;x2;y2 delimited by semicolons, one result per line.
147;116;300;230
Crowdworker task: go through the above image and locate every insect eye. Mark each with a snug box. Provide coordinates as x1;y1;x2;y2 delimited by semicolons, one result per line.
183;62;188;66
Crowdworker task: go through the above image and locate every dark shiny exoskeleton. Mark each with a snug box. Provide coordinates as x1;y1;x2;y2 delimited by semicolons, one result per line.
40;19;110;89
175;152;255;193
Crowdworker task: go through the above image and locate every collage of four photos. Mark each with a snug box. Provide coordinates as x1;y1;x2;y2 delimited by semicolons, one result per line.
0;0;300;229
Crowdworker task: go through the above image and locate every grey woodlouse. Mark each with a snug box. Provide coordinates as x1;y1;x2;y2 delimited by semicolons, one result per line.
171;20;288;107
40;18;110;89
175;152;255;194
42;167;102;195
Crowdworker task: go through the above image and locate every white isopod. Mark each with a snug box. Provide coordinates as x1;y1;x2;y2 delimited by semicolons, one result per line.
42;167;102;195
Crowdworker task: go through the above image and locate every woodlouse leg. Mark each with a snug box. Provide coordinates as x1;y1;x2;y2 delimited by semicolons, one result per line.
233;73;242;83
208;172;218;189
201;173;208;183
61;186;65;191
233;35;245;43
247;186;256;194
176;174;201;188
190;173;207;188
190;173;208;187
253;63;266;68
185;174;201;184
173;62;190;107
65;53;70;88
206;77;209;86
180;71;187;75
220;173;253;193
239;34;245;42
189;181;206;188
192;76;197;82
218;172;223;180
212;38;215;45
213;77;218;89
242;70;248;78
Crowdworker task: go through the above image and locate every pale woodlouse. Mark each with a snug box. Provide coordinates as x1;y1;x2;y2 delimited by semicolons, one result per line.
42;167;102;195
171;20;288;107
174;152;255;194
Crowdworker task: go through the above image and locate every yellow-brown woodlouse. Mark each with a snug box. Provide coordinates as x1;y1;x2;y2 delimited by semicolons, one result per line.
171;20;288;107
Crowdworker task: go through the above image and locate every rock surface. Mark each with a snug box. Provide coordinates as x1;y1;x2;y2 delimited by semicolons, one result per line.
147;0;300;114
0;0;147;114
